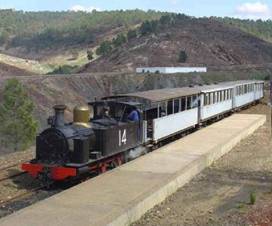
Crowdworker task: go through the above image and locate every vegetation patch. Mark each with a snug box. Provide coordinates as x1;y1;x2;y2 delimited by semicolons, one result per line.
0;79;38;151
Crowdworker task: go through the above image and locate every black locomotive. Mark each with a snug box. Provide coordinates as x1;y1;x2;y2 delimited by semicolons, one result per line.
22;101;146;183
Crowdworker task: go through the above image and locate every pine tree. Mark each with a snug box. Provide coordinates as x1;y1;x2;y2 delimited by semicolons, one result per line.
0;79;38;151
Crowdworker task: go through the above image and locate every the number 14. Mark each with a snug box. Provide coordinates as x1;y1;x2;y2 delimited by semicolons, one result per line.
119;129;127;146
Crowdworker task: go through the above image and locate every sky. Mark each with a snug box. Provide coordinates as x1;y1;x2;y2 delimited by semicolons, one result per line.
0;0;272;20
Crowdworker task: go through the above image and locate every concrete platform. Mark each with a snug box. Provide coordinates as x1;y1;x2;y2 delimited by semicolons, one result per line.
0;114;266;226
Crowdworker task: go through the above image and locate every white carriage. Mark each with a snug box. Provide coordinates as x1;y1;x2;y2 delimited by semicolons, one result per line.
104;80;264;144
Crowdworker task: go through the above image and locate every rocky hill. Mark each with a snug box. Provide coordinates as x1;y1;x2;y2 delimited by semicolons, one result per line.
81;18;272;73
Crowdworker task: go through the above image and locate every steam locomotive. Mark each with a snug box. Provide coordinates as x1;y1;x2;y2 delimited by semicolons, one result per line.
22;101;146;185
22;80;264;184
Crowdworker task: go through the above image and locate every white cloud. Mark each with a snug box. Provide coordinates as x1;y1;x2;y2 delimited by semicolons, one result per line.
235;2;271;19
70;5;101;13
170;0;178;5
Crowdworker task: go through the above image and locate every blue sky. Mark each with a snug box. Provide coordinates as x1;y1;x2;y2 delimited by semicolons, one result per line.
0;0;272;19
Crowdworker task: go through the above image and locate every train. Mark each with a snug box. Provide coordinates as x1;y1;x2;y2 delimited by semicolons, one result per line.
22;80;264;185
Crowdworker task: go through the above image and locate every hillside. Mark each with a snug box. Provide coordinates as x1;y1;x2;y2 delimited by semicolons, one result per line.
0;62;33;76
217;17;272;44
80;17;272;73
0;9;164;59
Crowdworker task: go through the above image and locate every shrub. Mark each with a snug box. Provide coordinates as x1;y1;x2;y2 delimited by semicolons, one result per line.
96;40;112;56
127;29;137;41
0;79;38;151
48;65;79;74
112;34;127;47
250;192;256;205
87;49;94;61
178;50;188;63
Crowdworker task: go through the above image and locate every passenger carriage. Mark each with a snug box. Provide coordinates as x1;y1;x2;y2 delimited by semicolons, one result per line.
254;81;264;100
228;81;260;108
200;84;234;121
104;87;201;143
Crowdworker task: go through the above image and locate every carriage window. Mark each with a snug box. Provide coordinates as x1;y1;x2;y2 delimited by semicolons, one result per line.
209;93;212;105
192;95;198;108
214;92;217;103
211;93;214;104
181;97;186;111
187;96;192;110
160;102;167;117
167;100;173;115
174;99;180;113
205;94;209;106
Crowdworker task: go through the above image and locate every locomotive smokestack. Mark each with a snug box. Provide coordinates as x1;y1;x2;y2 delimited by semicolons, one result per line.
53;105;67;127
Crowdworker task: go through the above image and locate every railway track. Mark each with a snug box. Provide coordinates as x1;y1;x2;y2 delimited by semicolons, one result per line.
0;162;28;183
0;185;46;207
0;160;45;208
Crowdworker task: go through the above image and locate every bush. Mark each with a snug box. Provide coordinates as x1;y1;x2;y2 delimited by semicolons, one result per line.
127;29;137;41
96;40;112;56
112;33;127;47
87;49;94;60
250;192;256;205
178;50;188;63
264;75;270;80
159;15;172;26
48;65;79;74
0;79;38;151
140;21;153;35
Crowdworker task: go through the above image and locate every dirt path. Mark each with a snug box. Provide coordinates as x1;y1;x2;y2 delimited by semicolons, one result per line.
133;94;272;226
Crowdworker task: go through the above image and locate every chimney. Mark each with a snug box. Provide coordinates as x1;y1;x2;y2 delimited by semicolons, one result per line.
53;105;67;127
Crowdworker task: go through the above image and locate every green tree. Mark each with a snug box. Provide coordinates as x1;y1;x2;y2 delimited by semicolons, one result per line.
0;30;9;45
140;21;153;35
159;15;172;26
87;49;94;60
0;79;38;151
112;33;127;47
127;29;137;41
96;41;112;56
178;50;187;63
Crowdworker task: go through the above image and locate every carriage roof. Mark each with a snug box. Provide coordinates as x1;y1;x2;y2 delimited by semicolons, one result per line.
103;87;200;103
103;80;264;104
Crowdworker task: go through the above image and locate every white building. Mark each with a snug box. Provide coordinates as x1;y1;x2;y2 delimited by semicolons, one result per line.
136;67;207;74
